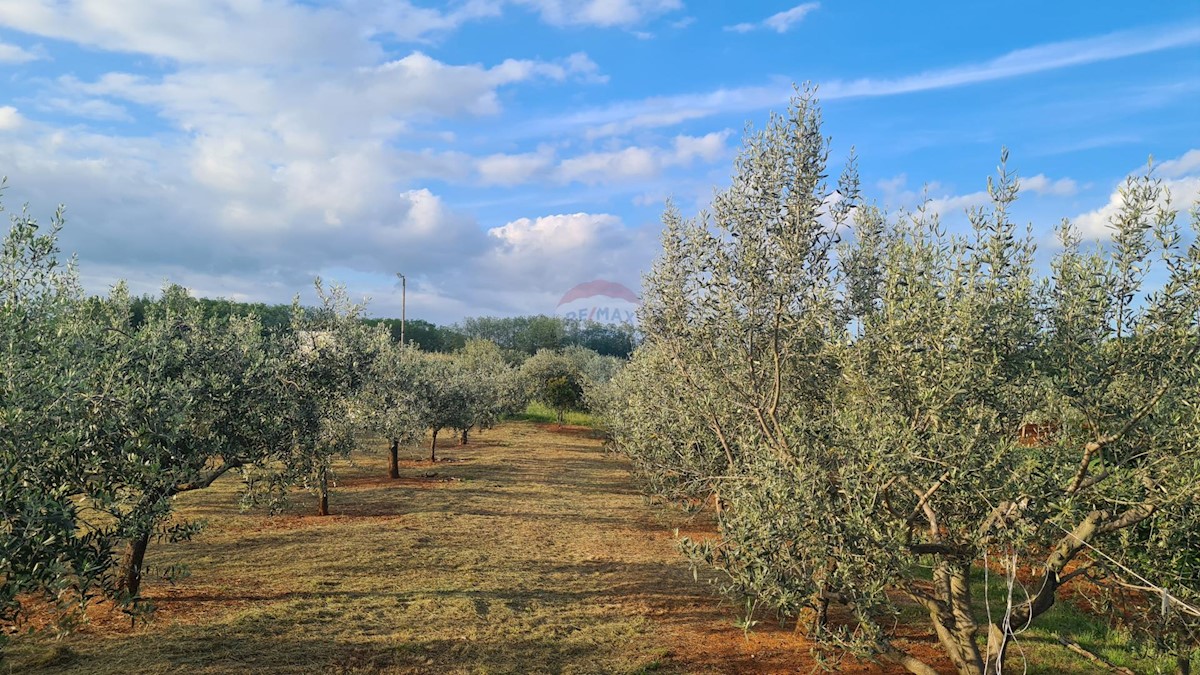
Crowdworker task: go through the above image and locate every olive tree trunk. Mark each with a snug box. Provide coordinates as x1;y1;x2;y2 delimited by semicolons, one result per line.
317;468;330;516
388;438;400;479
430;428;439;462
117;531;152;600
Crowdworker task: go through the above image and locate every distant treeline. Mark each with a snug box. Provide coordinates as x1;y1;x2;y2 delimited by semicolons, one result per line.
119;295;637;358
456;315;635;358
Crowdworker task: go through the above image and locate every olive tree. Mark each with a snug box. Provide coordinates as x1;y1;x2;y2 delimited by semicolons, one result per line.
1;197;116;645
360;337;428;478
270;280;379;516
77;283;296;599
452;339;525;445
613;90;1200;675
520;349;586;424
412;355;471;462
597;341;727;506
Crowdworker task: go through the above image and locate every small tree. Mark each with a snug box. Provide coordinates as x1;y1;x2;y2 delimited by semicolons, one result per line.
453;339;526;445
521;349;585;424
271;280;378;516
413;355;471;462
76;283;296;599
360;337;427;478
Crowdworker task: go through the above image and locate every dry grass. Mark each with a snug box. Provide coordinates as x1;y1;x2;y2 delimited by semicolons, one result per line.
3;422;1161;674
6;422;697;674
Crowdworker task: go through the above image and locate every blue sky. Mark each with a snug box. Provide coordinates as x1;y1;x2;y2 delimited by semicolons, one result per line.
0;1;1197;323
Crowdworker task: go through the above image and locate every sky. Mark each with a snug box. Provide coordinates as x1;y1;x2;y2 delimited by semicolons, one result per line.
0;1;1198;323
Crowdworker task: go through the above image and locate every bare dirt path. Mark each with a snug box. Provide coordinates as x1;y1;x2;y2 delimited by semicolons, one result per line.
7;421;939;674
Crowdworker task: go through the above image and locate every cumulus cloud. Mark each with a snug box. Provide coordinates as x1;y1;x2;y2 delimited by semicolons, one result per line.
671;130;730;163
1157;149;1200;179
0;1;672;322
1022;173;1079;197
0;124;488;273
490;212;620;252
0;106;24;130
726;3;819;34
0;40;40;63
1074;149;1200;239
925;191;990;217
38;47;595;233
480;212;656;312
0;46;610;320
556;131;731;184
0;0;374;66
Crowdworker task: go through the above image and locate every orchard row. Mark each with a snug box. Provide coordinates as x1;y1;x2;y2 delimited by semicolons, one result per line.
0;207;618;644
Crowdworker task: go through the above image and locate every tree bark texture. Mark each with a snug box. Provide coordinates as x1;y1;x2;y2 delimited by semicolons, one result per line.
317;469;329;516
117;531;151;600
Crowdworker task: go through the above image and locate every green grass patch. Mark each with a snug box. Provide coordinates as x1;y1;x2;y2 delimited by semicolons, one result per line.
508;401;596;427
969;562;1188;673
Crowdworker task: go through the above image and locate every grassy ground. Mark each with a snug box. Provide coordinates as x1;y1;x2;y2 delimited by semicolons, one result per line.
3;421;1177;674
508;401;597;427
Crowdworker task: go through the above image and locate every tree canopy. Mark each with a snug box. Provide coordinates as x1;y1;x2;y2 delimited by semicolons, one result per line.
605;91;1200;675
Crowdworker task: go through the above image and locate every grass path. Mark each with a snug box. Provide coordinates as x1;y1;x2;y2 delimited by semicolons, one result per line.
9;422;1134;674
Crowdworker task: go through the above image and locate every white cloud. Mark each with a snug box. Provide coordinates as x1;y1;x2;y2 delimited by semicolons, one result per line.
480;212;655;307
564;52;609;83
876;170;1079;220
559;146;659;183
726;3;819;34
0;106;24;130
357;0;504;42
877;173;909;200
1022;173;1078;197
1157;149;1200;179
582;108;716;139
1074;149;1200;239
0;40;39;63
672;130;731;164
557;131;731;184
926;191;990;217
512;0;682;27
534;23;1200;137
0;123;493;290
764;3;820;32
477;147;557;185
39;97;132;122
0;42;606;317
0;0;687;59
0;2;648;321
0;0;374;66
819;25;1200;100
490;212;619;251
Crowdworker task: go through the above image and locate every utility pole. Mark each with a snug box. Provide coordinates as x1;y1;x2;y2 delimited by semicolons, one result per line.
396;273;406;347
